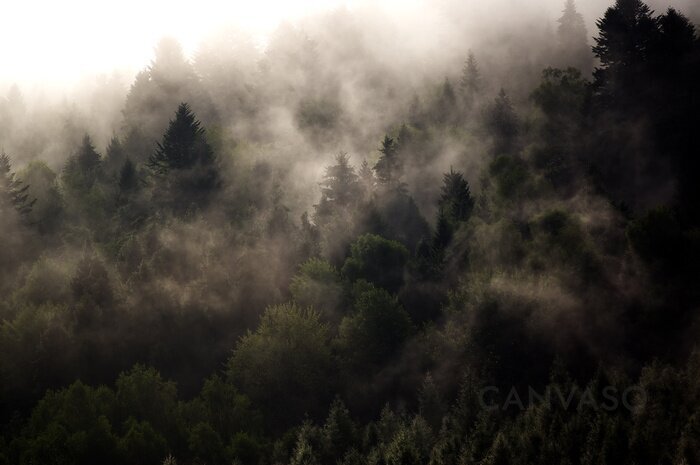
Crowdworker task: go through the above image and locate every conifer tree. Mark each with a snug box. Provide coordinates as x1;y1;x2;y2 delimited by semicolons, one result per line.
557;0;592;74
439;168;474;225
460;51;482;109
374;136;401;186
118;158;139;194
358;159;375;198
313;152;361;228
148;103;219;215
103;136;126;177
318;152;360;209
0;152;34;216
485;89;519;154
62;135;103;193
592;0;656;98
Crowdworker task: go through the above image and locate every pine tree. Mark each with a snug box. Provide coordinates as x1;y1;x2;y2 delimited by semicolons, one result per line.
62;135;103;193
148;103;219;214
592;0;656;97
460;51;482;109
358;159;375;198
318;152;360;208
558;1;587;44
118;158;139;194
0;152;34;216
557;0;592;74
485;89;519;154
436;79;458;124
374;136;401;186
439;168;475;225
433;209;453;252
103;136;126;176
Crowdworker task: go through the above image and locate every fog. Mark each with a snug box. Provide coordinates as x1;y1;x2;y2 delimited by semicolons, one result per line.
0;0;699;463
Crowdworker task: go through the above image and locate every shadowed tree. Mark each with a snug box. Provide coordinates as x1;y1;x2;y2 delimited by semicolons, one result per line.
460;51;483;110
592;0;656;103
0;152;34;216
148;103;220;215
439;168;474;226
62;135;103;194
556;0;592;74
358;159;375;199
103;136;126;177
485;89;519;155
314;152;361;222
374;136;401;186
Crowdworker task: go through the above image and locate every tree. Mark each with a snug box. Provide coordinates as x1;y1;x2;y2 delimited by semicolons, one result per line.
0;151;34;216
290;258;344;322
435;79;458;124
103;136;126;177
148;103;220;215
374;136;401;186
341;234;409;294
314;152;361;221
118;158;139;194
358;159;375;198
592;0;656;100
460;52;483;109
439;169;474;225
556;0;592;74
337;283;412;368
227;303;334;429
485;89;519;155
62;135;103;193
18;161;63;235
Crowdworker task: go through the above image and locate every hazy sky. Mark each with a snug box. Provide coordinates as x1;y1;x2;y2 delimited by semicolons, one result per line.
1;0;696;88
0;0;411;85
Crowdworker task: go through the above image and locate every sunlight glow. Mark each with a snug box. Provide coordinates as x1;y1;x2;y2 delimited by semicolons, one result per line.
0;0;398;85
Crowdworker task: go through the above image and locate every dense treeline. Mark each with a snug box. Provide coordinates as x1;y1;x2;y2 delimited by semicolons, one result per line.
1;0;699;463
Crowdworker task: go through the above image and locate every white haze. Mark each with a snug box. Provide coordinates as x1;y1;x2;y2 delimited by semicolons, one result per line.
2;0;697;92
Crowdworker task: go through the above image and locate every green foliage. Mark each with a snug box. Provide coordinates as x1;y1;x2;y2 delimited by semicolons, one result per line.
148;103;220;215
227;303;334;428
439;169;474;226
0;152;34;217
489;155;531;200
62;135;103;194
374;136;401;186
460;51;482;108
485;89;518;155
18;161;63;234
290;258;344;320
342;234;409;293
118;418;168;465
337;283;412;368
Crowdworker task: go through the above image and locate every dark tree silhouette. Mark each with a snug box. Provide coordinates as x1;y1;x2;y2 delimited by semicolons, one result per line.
439;168;475;225
460;51;482;109
148;103;220;215
62;135;103;193
556;0;592;74
485;89;519;154
314;152;361;226
374;136;401;186
103;136;126;177
592;0;656;102
0;152;34;216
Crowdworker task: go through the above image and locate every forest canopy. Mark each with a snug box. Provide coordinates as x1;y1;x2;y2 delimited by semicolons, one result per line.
1;0;700;464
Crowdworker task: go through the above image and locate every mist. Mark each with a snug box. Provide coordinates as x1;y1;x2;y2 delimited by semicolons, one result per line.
1;0;699;464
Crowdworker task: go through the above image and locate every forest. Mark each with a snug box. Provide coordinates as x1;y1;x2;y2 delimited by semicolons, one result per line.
0;0;699;463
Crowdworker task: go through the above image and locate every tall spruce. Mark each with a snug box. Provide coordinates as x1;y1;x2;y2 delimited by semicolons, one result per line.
148;103;219;215
0;152;34;216
460;51;482;109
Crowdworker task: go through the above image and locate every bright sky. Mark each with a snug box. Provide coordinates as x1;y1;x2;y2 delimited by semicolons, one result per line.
0;0;398;86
